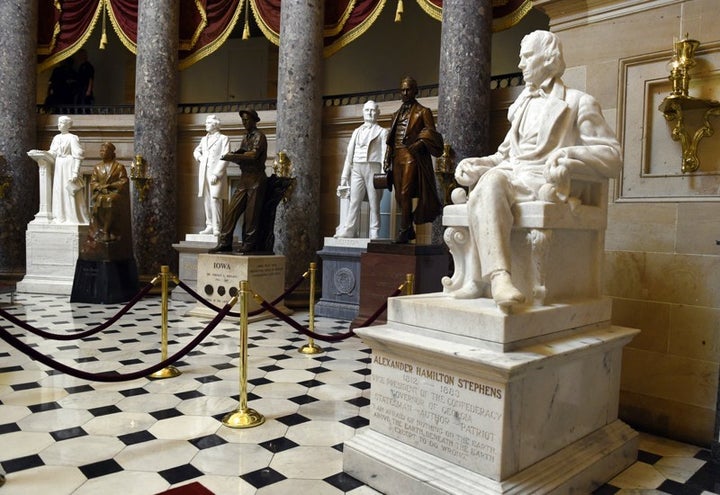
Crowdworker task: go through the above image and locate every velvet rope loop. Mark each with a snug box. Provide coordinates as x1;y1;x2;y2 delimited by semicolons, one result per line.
175;272;306;318
0;302;235;382
0;282;155;341
249;281;405;343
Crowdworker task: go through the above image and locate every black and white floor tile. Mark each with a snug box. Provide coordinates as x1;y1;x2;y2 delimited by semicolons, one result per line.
0;293;718;494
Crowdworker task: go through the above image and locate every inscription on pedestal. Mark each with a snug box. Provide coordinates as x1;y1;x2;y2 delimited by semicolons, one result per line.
191;254;287;318
371;351;504;474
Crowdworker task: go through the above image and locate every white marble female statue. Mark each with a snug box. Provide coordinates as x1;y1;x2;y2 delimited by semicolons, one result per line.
193;114;230;235
29;116;89;224
451;30;622;310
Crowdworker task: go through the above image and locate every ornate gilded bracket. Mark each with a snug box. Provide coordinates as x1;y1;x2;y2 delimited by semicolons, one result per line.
659;96;720;173
273;150;295;203
658;37;720;173
130;154;153;202
435;143;457;204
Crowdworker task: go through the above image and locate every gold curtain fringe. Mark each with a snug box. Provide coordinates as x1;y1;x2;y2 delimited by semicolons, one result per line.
395;0;404;22
99;0;108;49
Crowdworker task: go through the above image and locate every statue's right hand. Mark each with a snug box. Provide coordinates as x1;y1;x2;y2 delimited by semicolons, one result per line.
455;157;491;187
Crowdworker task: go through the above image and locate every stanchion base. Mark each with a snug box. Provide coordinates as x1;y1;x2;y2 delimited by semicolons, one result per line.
222;408;265;429
147;365;182;380
298;342;324;355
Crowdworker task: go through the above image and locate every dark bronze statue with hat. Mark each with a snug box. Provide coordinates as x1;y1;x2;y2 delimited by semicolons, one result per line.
210;109;268;254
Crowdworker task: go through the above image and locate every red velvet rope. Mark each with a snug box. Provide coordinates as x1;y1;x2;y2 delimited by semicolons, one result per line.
175;272;306;318
0;302;234;382
0;282;154;341
254;285;403;342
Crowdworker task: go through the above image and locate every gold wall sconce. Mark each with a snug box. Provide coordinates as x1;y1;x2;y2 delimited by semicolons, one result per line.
659;37;720;173
435;143;457;205
130;153;153;202
272;150;295;203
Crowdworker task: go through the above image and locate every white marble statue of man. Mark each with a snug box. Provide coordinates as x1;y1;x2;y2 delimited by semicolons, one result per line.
451;30;622;310
194;114;230;235
29;115;89;224
335;100;388;239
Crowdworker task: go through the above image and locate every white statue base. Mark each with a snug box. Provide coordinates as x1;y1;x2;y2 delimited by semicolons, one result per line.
172;234;222;303
186;253;291;322
343;295;639;494
17;221;88;295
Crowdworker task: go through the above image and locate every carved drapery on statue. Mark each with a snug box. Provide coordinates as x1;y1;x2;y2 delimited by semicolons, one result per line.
37;0;530;71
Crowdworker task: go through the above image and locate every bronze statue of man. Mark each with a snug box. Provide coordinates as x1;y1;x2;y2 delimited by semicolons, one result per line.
210;109;268;254
384;76;444;243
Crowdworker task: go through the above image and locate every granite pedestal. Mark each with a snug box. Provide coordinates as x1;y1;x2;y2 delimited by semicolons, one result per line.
352;242;449;328
315;237;371;321
70;258;139;304
186;253;291;321
17;222;88;295
343;295;639;494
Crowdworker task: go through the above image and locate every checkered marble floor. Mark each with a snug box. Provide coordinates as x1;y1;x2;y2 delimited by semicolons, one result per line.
1;293;718;495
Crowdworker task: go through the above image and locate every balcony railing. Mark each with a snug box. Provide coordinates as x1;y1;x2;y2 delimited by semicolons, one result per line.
37;73;523;115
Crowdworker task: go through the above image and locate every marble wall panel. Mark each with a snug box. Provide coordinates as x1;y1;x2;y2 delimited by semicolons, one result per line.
668;304;720;362
605;251;720;307
620;347;718;409
619;389;714;446
676;203;720;255
605;202;677;252
611;297;670;353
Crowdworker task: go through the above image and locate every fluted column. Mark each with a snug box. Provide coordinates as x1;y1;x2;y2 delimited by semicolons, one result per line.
133;0;179;277
275;0;324;298
434;0;493;243
0;1;38;279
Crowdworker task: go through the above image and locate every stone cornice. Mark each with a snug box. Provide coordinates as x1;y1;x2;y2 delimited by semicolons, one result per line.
533;0;679;32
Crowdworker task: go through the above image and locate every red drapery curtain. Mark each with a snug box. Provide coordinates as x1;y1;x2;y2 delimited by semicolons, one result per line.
37;0;531;72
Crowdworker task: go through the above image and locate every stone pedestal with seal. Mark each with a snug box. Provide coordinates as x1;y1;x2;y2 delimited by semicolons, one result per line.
172;234;221;302
315;237;370;321
186;253;291;321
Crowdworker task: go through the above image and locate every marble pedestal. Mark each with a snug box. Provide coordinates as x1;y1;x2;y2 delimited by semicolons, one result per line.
186;253;291;321
70;258;139;304
17;221;88;295
171;234;219;302
352;242;449;328
343;295;639;494
315;237;371;321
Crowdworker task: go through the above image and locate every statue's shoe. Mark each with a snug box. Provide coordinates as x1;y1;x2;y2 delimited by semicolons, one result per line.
491;271;525;311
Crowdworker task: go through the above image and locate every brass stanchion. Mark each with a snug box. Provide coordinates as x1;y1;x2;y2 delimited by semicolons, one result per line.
223;281;265;428
298;262;323;355
148;265;181;380
404;273;414;295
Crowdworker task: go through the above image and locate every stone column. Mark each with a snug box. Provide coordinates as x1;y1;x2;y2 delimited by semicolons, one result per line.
274;0;324;301
133;0;179;277
0;1;38;279
434;0;493;243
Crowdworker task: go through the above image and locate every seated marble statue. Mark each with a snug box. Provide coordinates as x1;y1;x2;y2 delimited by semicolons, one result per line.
450;30;622;311
80;142;133;261
28;115;89;224
335;100;388;239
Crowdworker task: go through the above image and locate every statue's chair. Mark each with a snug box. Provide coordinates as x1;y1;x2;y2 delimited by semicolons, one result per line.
442;172;610;306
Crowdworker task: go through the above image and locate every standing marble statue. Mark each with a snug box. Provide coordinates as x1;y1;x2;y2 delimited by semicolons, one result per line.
451;30;622;310
335;100;388;239
385;76;444;243
28;115;89;224
194;115;230;235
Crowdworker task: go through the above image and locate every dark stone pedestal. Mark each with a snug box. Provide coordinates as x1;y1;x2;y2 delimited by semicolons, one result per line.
315;238;370;321
351;242;449;329
70;258;139;304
